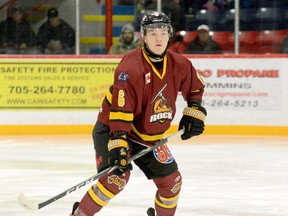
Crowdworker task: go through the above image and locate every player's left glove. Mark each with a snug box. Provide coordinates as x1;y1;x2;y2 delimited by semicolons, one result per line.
108;131;131;176
178;101;207;140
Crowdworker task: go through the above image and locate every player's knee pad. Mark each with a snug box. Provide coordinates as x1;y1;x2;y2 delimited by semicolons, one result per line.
83;171;130;210
100;171;130;196
153;170;182;210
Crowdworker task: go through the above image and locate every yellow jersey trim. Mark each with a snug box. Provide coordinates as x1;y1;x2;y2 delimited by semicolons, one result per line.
131;124;164;141
155;195;179;209
159;193;180;202
88;187;107;207
96;181;115;199
108;138;128;151
142;48;167;79
105;90;112;104
109;111;134;122
196;70;205;85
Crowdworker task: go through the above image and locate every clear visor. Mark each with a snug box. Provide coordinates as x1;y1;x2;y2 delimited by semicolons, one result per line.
144;23;171;31
141;23;173;38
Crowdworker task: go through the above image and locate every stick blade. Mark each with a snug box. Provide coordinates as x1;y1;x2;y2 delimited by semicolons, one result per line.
17;192;39;211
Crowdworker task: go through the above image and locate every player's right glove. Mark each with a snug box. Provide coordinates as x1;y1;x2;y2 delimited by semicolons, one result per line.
108;131;130;176
178;101;207;140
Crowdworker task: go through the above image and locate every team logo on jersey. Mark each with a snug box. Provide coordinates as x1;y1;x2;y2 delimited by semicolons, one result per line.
118;72;129;83
108;175;126;190
150;83;173;124
145;72;151;84
153;144;174;164
171;182;182;193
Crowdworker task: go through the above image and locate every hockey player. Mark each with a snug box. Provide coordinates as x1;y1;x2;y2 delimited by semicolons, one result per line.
70;11;206;216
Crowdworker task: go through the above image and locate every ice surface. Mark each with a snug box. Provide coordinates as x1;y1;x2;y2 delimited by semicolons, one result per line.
0;134;288;216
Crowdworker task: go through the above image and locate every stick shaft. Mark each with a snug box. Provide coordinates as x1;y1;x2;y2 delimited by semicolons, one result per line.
21;129;184;210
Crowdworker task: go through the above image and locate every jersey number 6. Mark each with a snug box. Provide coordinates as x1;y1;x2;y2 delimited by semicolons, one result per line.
118;90;125;107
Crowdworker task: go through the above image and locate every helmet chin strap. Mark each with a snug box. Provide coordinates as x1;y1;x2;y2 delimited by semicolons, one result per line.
143;41;170;61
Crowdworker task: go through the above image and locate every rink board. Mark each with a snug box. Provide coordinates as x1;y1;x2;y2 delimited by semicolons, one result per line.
0;54;288;135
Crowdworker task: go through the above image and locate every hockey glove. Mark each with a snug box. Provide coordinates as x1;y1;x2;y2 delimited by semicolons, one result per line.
108;131;130;175
178;102;207;140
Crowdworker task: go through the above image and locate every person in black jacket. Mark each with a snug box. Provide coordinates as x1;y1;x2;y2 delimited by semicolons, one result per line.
185;24;222;54
36;8;75;54
0;4;39;54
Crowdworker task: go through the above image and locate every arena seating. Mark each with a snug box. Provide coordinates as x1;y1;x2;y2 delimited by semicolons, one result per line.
238;31;259;45
223;9;236;32
176;29;288;54
257;0;288;8
256;30;288;54
258;30;287;45
283;11;288;29
211;31;234;52
185;9;226;31
254;7;285;30
222;8;259;31
185;7;287;32
88;3;288;54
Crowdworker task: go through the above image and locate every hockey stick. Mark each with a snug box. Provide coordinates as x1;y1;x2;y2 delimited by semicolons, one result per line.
18;129;184;211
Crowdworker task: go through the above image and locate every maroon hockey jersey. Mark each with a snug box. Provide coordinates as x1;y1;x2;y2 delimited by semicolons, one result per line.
98;48;205;143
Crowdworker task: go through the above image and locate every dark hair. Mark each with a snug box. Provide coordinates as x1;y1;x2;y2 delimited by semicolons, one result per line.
47;8;59;18
10;4;23;13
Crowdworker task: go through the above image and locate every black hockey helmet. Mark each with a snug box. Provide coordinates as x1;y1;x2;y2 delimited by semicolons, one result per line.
140;11;173;38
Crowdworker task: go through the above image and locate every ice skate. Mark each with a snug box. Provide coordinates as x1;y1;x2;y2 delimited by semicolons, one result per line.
147;207;156;216
69;202;79;216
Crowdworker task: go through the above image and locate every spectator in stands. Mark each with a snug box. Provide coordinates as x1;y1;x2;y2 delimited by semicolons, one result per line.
180;0;208;15
144;0;184;32
169;34;186;54
36;8;75;54
185;24;222;54
202;0;228;11
108;23;142;54
279;36;288;54
0;4;39;54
